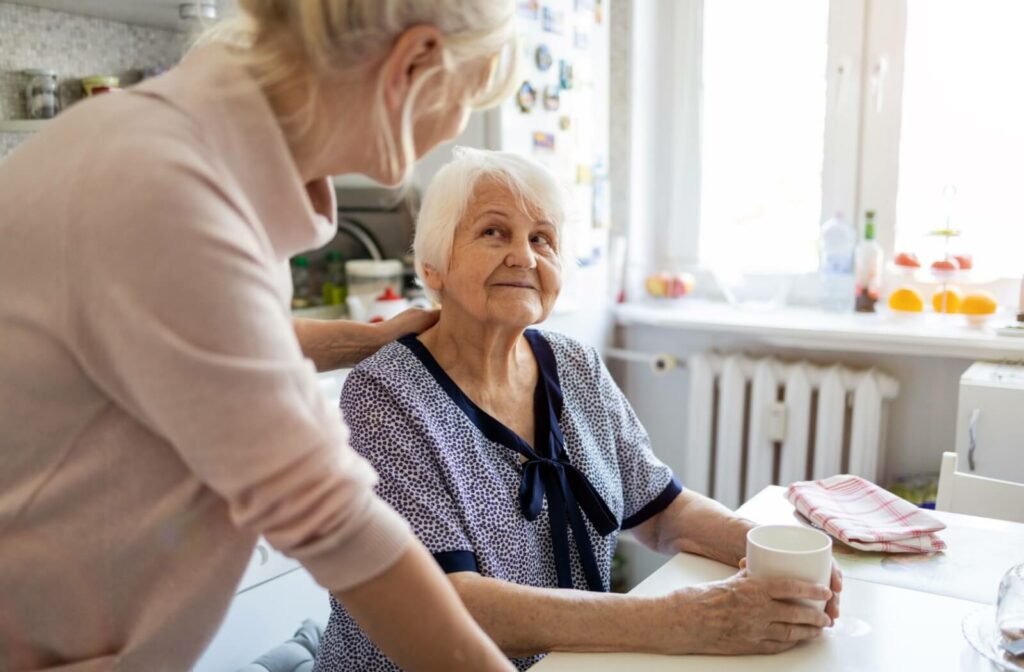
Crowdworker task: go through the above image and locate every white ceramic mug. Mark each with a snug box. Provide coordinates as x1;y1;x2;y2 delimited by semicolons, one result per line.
746;524;832;611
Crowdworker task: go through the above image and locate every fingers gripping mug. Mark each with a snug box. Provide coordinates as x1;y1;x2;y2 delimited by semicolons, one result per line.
746;524;832;611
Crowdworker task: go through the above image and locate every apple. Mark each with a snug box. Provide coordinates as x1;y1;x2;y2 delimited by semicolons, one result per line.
894;252;921;268
645;272;695;299
953;254;973;270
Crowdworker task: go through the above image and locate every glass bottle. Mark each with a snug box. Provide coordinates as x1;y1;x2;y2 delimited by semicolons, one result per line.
321;251;347;306
997;563;1024;648
23;69;60;120
290;256;312;310
855;210;884;313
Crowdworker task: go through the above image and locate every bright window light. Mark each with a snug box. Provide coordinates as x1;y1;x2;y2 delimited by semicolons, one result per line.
896;0;1024;278
699;0;829;274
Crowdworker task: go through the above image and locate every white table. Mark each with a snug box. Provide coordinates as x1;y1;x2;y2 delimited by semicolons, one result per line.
737;485;1024;605
533;486;1018;671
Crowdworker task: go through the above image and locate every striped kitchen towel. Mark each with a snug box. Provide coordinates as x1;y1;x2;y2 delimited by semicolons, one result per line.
786;475;947;553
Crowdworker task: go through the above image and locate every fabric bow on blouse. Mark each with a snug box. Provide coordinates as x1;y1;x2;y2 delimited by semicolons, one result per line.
403;330;619;592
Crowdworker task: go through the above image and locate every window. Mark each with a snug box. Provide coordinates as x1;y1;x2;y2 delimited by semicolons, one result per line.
700;0;829;274
653;0;1022;286
893;0;1024;279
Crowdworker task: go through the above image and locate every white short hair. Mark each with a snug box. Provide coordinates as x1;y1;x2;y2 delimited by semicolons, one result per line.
414;147;572;302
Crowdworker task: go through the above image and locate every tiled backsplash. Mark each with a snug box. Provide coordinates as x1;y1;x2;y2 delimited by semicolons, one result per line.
0;2;187;159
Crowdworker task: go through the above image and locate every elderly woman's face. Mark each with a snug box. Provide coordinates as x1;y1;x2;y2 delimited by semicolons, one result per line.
437;178;561;328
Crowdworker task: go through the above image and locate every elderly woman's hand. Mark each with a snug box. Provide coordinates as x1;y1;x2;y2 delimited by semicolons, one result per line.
826;559;843;623
654;570;832;655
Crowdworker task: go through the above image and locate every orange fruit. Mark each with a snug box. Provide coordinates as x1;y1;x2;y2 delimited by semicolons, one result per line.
961;291;997;316
932;287;963;313
888;287;924;312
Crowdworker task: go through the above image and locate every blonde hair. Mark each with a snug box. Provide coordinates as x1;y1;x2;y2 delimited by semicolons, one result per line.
414;147;574;303
203;1;518;183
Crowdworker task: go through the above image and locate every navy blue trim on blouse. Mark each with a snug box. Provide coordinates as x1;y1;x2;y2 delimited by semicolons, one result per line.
621;477;683;529
433;550;479;574
399;330;618;592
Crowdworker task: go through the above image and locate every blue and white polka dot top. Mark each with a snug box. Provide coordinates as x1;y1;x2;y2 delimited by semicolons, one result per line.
313;329;681;671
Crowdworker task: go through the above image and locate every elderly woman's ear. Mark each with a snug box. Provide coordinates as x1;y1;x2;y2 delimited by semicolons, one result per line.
420;262;444;294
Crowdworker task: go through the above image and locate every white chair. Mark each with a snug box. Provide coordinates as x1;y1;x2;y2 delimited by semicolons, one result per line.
936;452;1024;523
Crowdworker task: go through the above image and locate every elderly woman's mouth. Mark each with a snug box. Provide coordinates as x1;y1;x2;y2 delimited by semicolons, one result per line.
491;282;537;290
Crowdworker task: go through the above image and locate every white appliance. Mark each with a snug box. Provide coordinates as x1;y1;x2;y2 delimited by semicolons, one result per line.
954;361;1024;484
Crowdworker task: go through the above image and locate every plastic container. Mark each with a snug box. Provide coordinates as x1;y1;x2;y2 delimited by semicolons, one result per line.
23;69;60;119
819;212;856;313
345;259;403;302
81;75;120;97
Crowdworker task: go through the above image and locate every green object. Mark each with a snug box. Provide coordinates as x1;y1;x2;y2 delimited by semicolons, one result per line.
321;251;347;305
886;473;939;508
290;256;312;309
864;211;876;240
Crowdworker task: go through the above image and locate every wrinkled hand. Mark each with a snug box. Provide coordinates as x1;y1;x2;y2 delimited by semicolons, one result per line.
738;556;842;625
655;569;832;655
375;308;440;341
826;559;842;623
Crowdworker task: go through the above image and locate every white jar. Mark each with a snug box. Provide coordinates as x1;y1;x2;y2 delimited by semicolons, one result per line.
345;259;404;302
23;69;60;119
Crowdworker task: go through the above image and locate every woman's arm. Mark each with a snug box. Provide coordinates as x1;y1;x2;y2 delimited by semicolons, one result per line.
338;543;512;671
448;568;832;657
630;488;755;565
631;489;843;622
292;308;438;371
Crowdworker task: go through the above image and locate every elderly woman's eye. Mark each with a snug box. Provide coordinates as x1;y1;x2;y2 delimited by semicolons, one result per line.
531;234;553;247
482;227;501;237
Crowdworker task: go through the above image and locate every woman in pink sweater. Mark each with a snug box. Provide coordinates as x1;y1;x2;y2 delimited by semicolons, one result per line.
0;2;519;670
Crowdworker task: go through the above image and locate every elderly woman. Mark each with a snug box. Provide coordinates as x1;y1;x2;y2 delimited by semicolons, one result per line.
315;149;842;671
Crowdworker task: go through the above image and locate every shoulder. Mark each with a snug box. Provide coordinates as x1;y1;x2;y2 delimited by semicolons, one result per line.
341;339;432;409
532;329;603;379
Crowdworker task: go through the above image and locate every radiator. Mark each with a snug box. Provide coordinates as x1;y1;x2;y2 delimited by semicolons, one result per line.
685;353;899;509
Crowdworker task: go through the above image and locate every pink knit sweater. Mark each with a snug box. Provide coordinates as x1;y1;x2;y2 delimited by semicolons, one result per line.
0;45;411;671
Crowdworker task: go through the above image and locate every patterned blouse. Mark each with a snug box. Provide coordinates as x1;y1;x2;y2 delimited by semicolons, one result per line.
313;329;682;671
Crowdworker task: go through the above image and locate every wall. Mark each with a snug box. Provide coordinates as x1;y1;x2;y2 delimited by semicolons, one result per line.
0;2;186;160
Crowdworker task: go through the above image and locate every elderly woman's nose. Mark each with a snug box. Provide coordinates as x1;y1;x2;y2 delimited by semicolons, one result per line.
504;236;538;268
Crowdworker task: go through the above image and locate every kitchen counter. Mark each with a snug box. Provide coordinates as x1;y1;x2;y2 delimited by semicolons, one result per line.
616;300;1024;360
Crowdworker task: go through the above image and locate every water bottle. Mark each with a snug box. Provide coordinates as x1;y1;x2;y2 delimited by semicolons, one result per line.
819;212;856;313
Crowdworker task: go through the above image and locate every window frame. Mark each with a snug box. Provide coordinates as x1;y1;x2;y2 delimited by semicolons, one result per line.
642;0;1021;295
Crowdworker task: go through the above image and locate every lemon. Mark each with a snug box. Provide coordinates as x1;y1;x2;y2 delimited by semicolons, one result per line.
888;287;924;312
961;291;997;315
932;287;963;313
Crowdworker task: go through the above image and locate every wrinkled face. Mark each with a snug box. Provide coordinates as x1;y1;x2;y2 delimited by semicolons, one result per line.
428;178;562;328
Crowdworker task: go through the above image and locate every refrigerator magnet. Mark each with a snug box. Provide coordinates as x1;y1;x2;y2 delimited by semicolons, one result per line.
516;81;537;112
517;0;540;20
573;28;590;50
532;131;556;153
559;115;571;131
542;6;565;34
559;60;574;89
535;44;553;72
543;85;560;111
